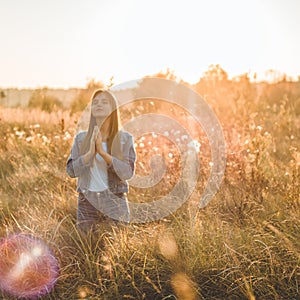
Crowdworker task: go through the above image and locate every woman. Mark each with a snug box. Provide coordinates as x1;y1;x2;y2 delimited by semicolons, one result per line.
66;88;136;232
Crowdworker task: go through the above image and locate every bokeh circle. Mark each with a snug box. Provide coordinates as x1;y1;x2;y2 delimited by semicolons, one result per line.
0;234;59;299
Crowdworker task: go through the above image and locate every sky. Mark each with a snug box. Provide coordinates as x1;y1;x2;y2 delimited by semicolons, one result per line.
0;0;299;88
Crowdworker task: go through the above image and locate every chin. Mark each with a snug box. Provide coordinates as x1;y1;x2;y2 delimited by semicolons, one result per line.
92;112;107;118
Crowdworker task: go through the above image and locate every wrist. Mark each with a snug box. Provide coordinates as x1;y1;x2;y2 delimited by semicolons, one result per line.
99;150;112;165
97;148;105;156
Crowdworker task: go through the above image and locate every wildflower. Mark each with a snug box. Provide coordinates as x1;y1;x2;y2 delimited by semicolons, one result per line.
64;131;72;140
42;136;50;144
181;135;188;141
15;131;25;138
188;140;200;152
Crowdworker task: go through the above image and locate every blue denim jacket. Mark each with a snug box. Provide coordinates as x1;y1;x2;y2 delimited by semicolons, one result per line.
66;130;136;196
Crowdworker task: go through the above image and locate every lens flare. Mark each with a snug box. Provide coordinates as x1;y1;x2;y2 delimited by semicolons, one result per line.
75;77;226;223
0;234;59;299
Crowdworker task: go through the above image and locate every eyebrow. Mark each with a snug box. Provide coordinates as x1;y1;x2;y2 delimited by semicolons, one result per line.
93;97;110;102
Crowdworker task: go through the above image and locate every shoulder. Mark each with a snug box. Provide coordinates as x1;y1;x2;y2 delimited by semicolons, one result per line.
119;130;133;138
118;130;134;143
74;130;88;143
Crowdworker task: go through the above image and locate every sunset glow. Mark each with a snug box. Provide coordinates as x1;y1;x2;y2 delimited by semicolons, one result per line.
0;0;299;88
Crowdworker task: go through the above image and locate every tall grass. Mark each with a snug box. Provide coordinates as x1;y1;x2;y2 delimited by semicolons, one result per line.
0;77;299;299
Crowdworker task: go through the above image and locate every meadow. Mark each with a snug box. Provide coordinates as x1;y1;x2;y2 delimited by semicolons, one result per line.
0;69;299;299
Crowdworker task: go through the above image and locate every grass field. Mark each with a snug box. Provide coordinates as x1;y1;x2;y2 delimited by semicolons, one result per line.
0;74;299;299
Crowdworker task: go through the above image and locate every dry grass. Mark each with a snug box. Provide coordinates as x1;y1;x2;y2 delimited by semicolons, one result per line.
0;77;299;299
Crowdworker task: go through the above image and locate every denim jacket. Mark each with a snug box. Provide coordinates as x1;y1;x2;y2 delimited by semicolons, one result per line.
66;130;136;196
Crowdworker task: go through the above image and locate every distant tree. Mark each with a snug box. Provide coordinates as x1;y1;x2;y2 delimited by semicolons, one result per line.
0;90;6;106
195;64;230;97
264;69;287;83
147;68;180;81
70;78;104;114
28;89;63;112
86;78;104;90
202;64;228;83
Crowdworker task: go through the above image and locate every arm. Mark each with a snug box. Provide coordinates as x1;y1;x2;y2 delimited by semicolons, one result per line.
108;139;136;180
66;131;95;178
96;132;136;181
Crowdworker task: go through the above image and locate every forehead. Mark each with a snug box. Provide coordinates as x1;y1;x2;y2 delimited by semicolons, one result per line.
93;92;112;101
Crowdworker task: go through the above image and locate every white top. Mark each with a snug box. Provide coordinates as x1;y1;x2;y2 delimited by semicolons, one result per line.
88;142;109;192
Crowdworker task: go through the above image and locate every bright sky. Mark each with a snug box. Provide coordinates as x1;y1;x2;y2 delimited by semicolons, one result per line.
0;0;299;88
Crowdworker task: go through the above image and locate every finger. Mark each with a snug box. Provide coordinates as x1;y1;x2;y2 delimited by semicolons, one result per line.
92;126;99;141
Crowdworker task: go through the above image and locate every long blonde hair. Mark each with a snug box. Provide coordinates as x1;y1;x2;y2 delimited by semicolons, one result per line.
80;89;122;157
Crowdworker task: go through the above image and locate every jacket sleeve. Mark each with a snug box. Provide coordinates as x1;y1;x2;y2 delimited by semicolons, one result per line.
66;132;93;178
107;134;136;181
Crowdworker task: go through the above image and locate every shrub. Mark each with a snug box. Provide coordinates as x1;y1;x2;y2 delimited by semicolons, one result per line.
28;89;63;112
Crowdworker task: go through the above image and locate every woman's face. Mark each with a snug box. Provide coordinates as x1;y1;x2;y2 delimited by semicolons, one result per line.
91;92;113;119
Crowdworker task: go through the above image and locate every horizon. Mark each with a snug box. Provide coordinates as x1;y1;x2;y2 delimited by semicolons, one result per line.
0;66;299;90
